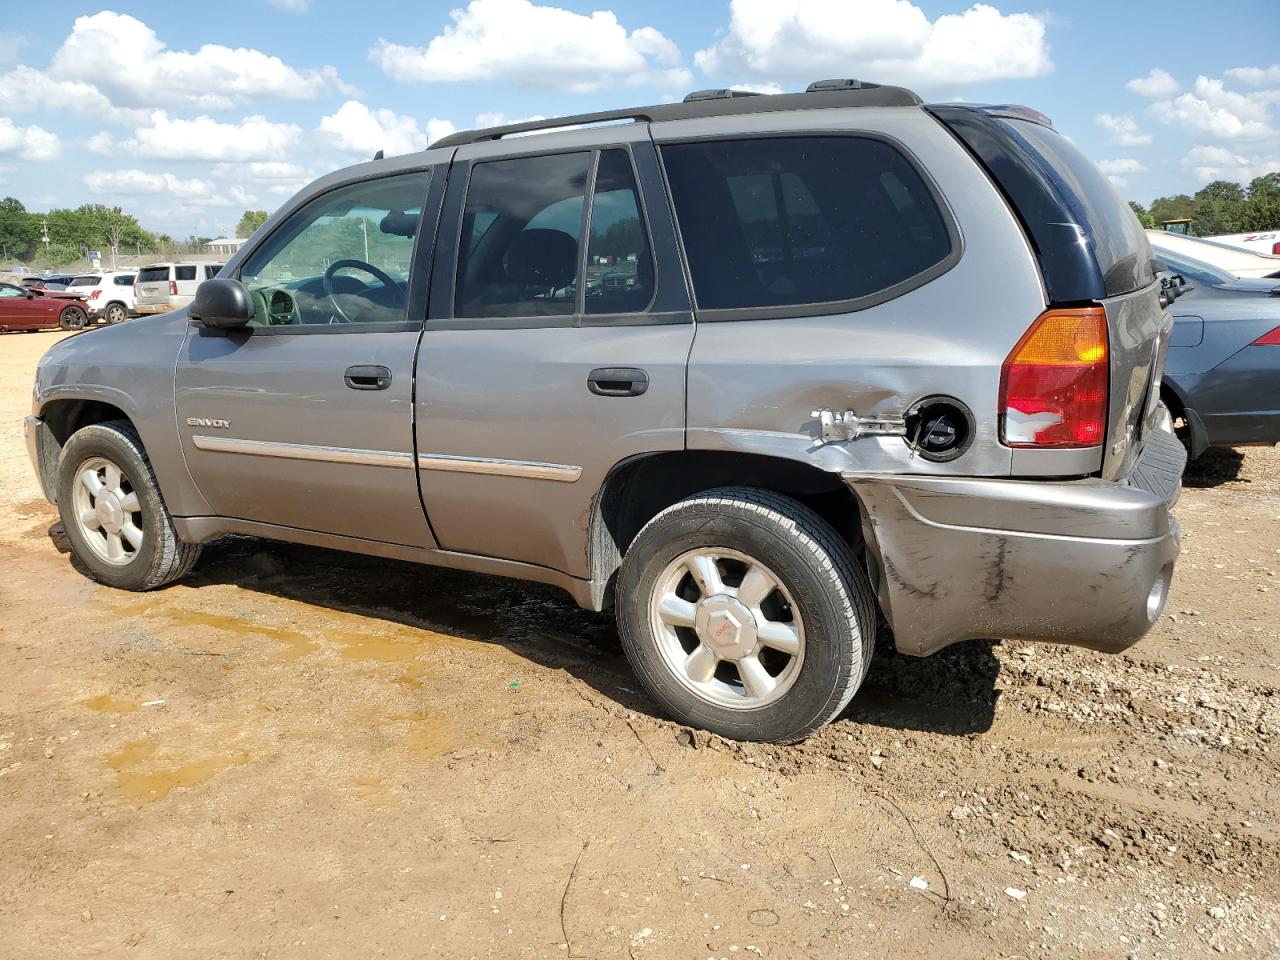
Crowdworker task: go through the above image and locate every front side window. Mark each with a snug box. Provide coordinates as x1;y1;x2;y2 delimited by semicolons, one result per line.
0;284;23;298
115;275;134;285
240;170;432;326
662;136;954;312
456;152;590;319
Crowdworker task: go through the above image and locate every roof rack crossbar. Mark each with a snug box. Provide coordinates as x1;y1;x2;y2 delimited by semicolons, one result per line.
431;83;923;149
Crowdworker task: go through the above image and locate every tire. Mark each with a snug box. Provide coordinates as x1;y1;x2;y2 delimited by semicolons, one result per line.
58;305;87;330
105;302;128;324
616;486;876;743
56;420;201;590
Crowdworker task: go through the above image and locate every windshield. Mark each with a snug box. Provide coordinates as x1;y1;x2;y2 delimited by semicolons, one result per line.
1154;251;1235;286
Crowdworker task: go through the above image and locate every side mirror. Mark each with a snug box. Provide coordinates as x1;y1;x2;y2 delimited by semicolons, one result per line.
189;278;254;328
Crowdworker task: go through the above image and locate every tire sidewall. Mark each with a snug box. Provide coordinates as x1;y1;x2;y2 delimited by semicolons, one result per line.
56;425;168;589
618;495;867;742
59;306;86;330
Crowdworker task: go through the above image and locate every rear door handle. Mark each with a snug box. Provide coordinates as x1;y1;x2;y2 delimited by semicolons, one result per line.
344;365;392;391
587;367;649;397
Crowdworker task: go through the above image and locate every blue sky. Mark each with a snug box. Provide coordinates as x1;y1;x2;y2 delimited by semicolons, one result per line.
1;0;1277;238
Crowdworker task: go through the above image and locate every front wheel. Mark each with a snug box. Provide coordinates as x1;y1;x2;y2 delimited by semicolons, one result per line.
616;487;876;743
56;420;201;590
58;305;87;330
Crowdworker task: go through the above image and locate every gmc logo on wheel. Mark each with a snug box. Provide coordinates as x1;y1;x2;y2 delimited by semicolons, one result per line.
187;417;231;429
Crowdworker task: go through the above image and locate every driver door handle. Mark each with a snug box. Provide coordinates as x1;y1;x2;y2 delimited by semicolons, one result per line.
587;367;649;397
344;365;392;391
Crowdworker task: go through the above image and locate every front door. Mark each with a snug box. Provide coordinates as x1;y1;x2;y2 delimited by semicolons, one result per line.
0;283;56;329
414;132;695;577
174;164;445;548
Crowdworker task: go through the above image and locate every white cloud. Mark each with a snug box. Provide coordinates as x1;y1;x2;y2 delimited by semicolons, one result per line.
87;112;303;161
1126;68;1180;99
218;161;310;181
1182;144;1280;183
318;100;456;157
84;169;215;199
1094;112;1152;147
0;117;61;160
1097;158;1147;175
0;32;30;68
0;11;349;123
693;0;1052;89
1225;64;1280;87
371;0;691;93
1151;75;1276;140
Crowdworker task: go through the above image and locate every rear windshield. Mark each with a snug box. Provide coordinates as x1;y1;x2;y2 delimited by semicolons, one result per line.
1006;119;1154;297
69;275;100;286
137;267;170;282
931;107;1155;302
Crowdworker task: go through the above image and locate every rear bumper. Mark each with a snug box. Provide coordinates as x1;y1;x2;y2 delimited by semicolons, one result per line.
845;431;1183;657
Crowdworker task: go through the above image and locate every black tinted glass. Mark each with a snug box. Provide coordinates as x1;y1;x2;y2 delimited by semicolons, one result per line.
662;137;952;312
70;275;100;286
175;265;197;281
456;152;590;318
137;268;169;282
586;149;653;315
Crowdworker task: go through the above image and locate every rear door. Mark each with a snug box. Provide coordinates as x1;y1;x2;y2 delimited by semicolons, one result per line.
413;129;694;578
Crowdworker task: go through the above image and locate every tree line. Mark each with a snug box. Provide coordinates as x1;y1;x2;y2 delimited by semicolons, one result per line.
1129;173;1280;237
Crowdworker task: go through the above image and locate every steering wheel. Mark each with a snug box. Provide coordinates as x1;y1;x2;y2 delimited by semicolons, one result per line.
322;258;405;324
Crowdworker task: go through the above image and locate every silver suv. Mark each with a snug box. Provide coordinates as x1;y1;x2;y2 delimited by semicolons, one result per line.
24;82;1183;742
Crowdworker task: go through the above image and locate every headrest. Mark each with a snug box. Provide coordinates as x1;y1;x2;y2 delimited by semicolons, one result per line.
504;228;578;288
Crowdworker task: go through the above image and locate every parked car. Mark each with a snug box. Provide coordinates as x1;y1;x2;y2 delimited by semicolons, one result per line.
1148;230;1280;279
1154;248;1280;459
0;281;89;331
133;262;223;315
25;82;1182;742
1206;229;1280;257
21;273;75;291
65;272;137;324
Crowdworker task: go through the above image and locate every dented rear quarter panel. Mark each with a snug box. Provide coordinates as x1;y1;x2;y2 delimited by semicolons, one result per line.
665;107;1072;478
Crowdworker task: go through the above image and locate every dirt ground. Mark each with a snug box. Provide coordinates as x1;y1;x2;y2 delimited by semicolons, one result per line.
2;329;1278;960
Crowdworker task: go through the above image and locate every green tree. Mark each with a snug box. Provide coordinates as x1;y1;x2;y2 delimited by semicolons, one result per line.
1248;173;1280;203
1149;194;1197;228
236;210;269;238
0;196;39;262
1128;200;1155;229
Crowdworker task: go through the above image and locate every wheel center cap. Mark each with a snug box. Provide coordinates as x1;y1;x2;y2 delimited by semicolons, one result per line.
96;491;124;534
695;594;758;661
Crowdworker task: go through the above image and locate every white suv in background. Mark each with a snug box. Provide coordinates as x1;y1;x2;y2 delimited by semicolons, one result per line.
133;262;223;315
65;272;137;324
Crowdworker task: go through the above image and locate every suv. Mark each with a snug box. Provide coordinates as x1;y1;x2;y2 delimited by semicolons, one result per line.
24;82;1183;742
133;262;222;315
65;271;137;324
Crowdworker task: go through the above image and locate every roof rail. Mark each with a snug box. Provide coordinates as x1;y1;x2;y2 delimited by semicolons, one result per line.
430;82;923;149
682;88;763;102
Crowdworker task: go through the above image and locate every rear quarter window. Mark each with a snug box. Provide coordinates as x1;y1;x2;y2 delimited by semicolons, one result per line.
137;267;170;283
661;136;957;316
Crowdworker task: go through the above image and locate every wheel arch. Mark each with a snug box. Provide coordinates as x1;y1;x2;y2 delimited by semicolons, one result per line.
587;449;865;610
1161;378;1207;459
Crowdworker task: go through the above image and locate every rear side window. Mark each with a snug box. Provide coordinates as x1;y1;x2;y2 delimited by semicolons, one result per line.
661;137;954;314
175;265;197;281
137;267;170;283
586;149;653;315
206;264;223;278
456;152;590;319
115;275;134;285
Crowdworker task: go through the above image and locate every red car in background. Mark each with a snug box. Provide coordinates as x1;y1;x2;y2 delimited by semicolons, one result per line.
0;281;89;331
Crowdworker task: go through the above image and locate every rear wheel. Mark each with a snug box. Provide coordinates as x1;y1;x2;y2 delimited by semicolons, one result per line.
58;305;87;330
56;421;201;590
617;487;875;743
105;302;128;324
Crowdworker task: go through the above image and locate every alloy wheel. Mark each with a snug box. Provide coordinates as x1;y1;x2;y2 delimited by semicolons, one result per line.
70;456;144;566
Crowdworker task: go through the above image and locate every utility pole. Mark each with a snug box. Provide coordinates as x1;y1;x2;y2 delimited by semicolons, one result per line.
41;217;50;247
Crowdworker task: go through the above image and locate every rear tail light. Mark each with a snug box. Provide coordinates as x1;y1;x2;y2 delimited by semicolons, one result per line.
169;280;178;296
1000;306;1109;448
1272;242;1280;255
1252;326;1280;346
89;289;101;300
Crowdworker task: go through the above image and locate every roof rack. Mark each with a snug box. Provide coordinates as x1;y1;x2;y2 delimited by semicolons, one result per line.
431;82;922;149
